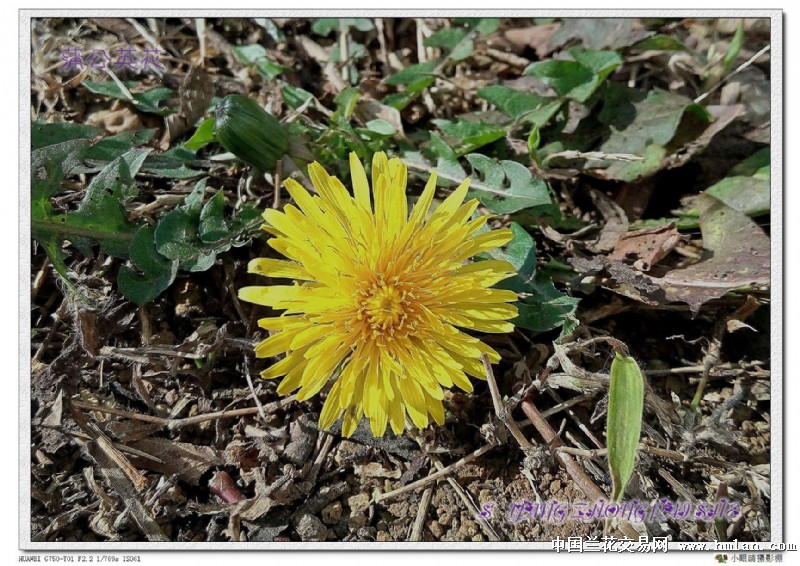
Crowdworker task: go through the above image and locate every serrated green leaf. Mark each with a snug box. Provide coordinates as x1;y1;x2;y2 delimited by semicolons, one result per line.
607;352;644;502
32;144;150;289
155;179;263;271
465;154;552;214
117;225;178;305
184;117;216;152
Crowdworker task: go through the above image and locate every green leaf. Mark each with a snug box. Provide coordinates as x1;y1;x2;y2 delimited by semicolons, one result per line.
423;28;474;61
607;352;644;502
32;144;150;289
465;154;552;214
117;225;178;305
333;87;360;120
31;122;101;150
386;61;439;86
487;222;579;334
282;84;315;109
86;129;156;162
82;81;175;116
476;85;556;124
524;60;593;96
425;28;468;50
154;179;263;272
494;223;537;280
363;119;397;137
595;84;712;181
198;190;228;242
434;118;506;155
730;147;770;177
234;44;290;80
312;18;373;36
524;49;622;102
141;147;204;179
383;77;435;110
631;34;690;52
723;21;745;73
184;117;217;152
527;125;541;160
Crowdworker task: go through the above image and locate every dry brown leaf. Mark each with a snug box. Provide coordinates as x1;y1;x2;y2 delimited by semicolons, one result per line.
587;189;629;253
128;438;223;485
609;223;683;271
161;66;214;149
355;98;406;138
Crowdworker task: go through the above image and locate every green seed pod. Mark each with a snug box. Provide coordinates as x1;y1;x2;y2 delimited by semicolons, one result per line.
214;94;289;172
607;352;644;503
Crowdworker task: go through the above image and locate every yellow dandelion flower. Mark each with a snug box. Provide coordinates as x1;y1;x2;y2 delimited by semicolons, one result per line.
238;152;518;437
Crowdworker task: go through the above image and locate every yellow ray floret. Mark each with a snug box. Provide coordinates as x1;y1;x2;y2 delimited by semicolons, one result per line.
238;152;519;437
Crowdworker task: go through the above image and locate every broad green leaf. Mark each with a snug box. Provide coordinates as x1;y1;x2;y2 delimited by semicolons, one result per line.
86;129;156;162
184;118;216;152
141;146;204;179
607;353;644;502
704;175;770;217
424;28;474;61
117;225;178;305
730;147;770;177
595;84;712;181
465;154;552;214
524;60;594;97
494;222;536;280
31;122;101;150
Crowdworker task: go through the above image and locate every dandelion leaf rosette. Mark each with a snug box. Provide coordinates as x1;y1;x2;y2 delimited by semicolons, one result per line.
239;152;519;437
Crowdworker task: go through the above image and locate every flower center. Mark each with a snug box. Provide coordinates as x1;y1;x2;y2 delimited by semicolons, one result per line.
356;276;419;343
